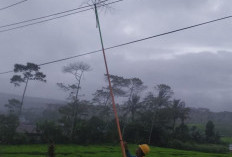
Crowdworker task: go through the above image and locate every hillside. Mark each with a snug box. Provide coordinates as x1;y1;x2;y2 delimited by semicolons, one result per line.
187;108;232;136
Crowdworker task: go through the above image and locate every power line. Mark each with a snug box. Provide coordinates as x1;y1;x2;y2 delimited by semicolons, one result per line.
0;14;232;75
0;0;109;29
0;0;28;11
0;7;93;33
0;0;122;33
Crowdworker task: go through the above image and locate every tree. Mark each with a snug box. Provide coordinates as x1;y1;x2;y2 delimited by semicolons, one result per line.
5;99;21;116
179;103;190;125
155;84;173;108
10;63;46;115
126;94;141;122
127;78;146;100
170;99;188;130
0;114;19;144
123;78;146;121
93;74;129;106
205;120;215;143
57;62;91;139
36;120;64;143
147;84;173;144
170;99;181;131
92;74;129;122
190;126;204;143
57;62;90;100
174;123;190;142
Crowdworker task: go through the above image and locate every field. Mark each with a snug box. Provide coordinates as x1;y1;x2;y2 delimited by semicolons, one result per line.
0;145;231;157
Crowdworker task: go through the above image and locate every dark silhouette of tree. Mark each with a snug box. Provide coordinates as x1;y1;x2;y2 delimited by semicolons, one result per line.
0;114;19;144
179;104;190;125
127;94;141;122
10;62;46;115
92;74;129;122
127;78;146;100
5;99;21;115
155;84;173;107
57;62;91;139
124;78;146;120
170;99;182;131
147;84;173;144
205;120;216;143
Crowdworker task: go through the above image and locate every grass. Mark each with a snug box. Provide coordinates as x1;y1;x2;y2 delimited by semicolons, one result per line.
0;144;231;157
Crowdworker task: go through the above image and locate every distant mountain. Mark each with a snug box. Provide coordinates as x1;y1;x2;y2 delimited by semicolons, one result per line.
0;92;66;112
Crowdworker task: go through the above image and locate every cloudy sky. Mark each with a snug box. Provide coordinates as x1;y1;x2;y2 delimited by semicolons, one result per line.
0;0;232;111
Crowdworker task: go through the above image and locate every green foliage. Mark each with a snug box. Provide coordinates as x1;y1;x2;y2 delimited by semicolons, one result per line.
0;114;19;144
11;62;46;86
4;99;21;115
74;117;106;144
2;72;228;154
36;120;66;143
205;120;220;143
174;124;190;142
221;137;232;144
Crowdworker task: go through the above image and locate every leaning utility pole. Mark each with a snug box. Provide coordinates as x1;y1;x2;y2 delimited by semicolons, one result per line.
94;3;126;157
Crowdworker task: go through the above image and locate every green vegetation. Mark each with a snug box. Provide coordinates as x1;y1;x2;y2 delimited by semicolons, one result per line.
1;65;230;155
0;145;230;157
221;137;232;144
187;123;205;131
215;123;232;137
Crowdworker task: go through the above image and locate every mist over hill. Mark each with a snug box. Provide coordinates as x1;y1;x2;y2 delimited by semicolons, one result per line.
0;92;65;112
1;92;231;136
186;108;232;136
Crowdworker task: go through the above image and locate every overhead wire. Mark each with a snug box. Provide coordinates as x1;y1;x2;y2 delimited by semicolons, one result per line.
0;13;232;75
0;0;122;33
0;7;93;33
0;0;110;29
0;0;28;11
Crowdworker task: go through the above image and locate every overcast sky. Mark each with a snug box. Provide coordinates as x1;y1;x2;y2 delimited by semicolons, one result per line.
0;0;232;111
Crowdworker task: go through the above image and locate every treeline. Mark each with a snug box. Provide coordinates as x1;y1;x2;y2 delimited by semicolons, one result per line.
0;62;225;152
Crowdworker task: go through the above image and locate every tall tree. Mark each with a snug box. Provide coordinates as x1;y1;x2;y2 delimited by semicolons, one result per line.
179;103;190;124
124;78;146;120
57;62;91;139
127;78;146;101
170;99;185;131
92;74;129;121
155;84;173;107
127;94;141;122
10;62;46;115
147;84;173;144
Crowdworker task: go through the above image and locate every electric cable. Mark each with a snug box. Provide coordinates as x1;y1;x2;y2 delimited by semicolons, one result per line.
0;0;123;33
0;0;28;11
0;0;110;29
0;14;232;75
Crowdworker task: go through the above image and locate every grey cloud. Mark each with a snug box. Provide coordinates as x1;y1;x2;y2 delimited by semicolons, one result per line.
1;0;232;112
